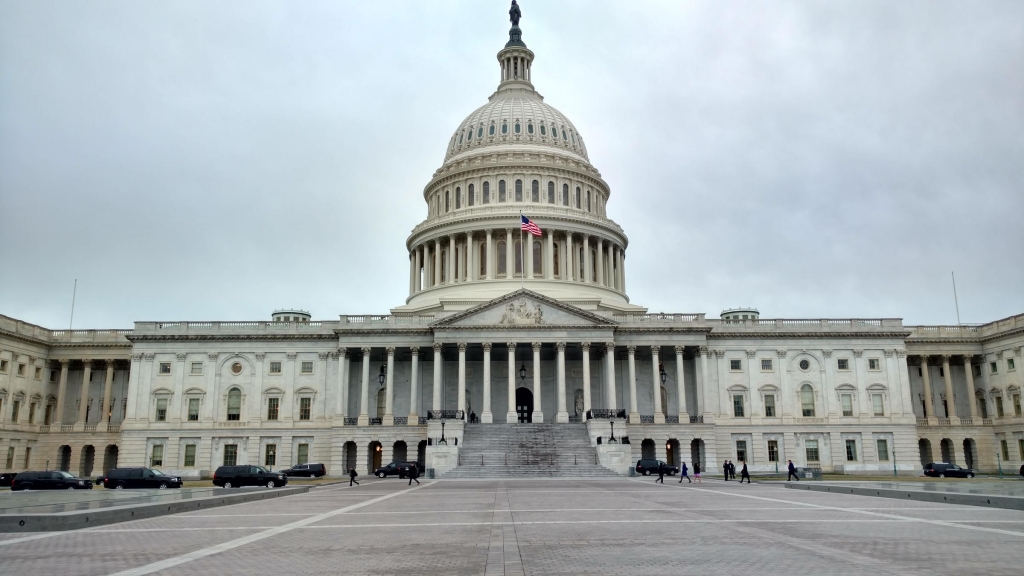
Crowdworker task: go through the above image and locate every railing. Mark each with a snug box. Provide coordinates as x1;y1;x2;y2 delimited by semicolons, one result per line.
38;425;50;433
796;417;825;424
959;418;973;426
343;417;358;425
107;424;121;433
613;313;705;323
216;421;249;427
586;409;626;420
916;418;929;426
639;415;655;424
665;415;680;424
982;418;993;425
717;318;903;329
341;315;435;324
83;424;98;432
369;417;383;425
427;410;464;420
418;417;428;425
689;415;704;424
60;425;75;433
138;320;336;333
936;418;951;426
393;417;408;425
410;204;627;239
907;314;1024;339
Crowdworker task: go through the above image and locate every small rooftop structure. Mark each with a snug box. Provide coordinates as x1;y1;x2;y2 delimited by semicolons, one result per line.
720;307;760;321
272;309;311;323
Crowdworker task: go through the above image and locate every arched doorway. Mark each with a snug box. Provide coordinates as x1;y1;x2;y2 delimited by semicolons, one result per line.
102;445;119;474
515;387;533;423
667;439;681;467
343;441;357;473
641;438;656;460
918;439;933;467
690;438;705;470
58;445;71;472
367;441;382;473
963;438;977;469
393;441;408;462
80;445;95;477
417;440;427;469
940;438;955;465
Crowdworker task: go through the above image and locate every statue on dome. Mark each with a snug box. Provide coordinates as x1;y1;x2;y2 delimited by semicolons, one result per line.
509;1;521;27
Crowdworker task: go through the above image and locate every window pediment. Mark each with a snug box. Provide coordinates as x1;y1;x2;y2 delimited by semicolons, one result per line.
758;384;779;392
151;387;173;396
295;386;317;397
866;384;888;392
183;387;206;396
835;383;857;391
262;387;285;397
726;384;749;393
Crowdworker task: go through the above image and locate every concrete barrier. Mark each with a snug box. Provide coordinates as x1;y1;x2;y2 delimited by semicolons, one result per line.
0;485;310;533
785;482;1024;511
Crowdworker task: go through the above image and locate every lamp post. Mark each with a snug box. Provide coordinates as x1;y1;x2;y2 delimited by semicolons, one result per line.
997;449;1003;479
438;417;447;446
608;420;617;444
892;447;898;477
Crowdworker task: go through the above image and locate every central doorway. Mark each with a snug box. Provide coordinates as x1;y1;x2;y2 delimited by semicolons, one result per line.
516;387;533;423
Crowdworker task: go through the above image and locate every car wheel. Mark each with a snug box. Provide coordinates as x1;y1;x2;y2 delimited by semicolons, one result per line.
377;471;386;478
938;473;945;478
115;483;125;490
642;470;650;476
158;482;168;489
266;480;276;488
68;486;76;490
224;481;233;488
967;473;974;479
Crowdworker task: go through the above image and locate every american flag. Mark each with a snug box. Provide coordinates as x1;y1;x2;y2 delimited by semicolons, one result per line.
521;214;542;236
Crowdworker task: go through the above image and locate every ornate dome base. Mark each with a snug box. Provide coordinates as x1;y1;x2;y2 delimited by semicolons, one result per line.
392;278;646;316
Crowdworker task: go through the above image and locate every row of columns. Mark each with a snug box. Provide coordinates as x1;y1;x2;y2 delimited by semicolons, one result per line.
409;229;626;295
916;354;978;423
51;359;120;427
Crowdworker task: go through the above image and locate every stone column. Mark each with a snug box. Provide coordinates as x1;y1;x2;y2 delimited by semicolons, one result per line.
486;229;494;280
596;239;604;286
532;342;544;423
526;233;534;279
382;347;395;425
582;343;592;415
466;232;475;282
675;346;688;419
337;348;349;423
605;342;617;410
448;236;456;284
941;354;959;423
433;239;442;286
565;232;574;282
556;342;568;423
611;246;619;290
101;360;115;426
507;342;517;423
414;246;423;292
423;243;432;288
457;343;467;414
432;343;443;412
481;343;493;423
920;355;935;421
77;359;92;425
545;230;554;279
55;359;69;424
583;235;591;283
505;228;513;277
409;251;415;295
698;346;709;419
964;355;979;420
617;247;625;292
627;346;639;423
652;346;664;423
407;347;420;424
358;348;371;426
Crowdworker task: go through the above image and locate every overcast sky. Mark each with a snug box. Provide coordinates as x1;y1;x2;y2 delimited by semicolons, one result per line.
1;1;1021;329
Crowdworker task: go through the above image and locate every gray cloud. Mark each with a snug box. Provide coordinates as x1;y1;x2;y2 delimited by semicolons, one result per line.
1;0;1021;328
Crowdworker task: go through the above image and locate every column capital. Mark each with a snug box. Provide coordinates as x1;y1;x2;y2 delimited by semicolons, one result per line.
208;352;219;361
286;352;298;360
651;345;660;355
176;353;187;361
410;346;421;355
555;342;566;352
457;343;467;352
776;349;788;359
505;227;513;233
485;228;493;235
143;353;155;361
329;351;340;360
255;353;266;361
482;343;492;352
507;341;517;350
60;358;72;366
883;349;894;358
697;346;709;357
81;358;93;366
1013;346;1021;356
581;342;591;352
605;342;616;352
360;347;372;356
940;354;952;363
338;347;349;357
896;349;907;358
853;349;864;358
626;345;636;354
745;349;756;358
917;353;929;365
386;346;396;356
713;349;726;359
129;354;142;363
676;345;686;355
821;349;833;358
533;342;543;351
432;342;443;352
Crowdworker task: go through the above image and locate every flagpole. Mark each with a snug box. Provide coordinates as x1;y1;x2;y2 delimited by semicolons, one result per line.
519;211;525;291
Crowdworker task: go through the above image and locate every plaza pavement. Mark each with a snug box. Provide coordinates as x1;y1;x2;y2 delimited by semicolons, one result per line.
2;477;1024;575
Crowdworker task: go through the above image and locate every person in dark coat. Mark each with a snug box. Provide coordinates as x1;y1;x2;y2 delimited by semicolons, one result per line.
349;467;360;486
407;464;420;485
730;461;737;480
678;462;691;483
787;460;800;481
723;460;730;481
739;460;750;484
693;462;702;483
655;461;666;483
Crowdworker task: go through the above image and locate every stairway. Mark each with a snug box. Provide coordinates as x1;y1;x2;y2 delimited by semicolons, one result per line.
441;423;622;478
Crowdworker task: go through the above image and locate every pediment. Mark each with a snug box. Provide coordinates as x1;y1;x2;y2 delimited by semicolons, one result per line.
431;289;616;328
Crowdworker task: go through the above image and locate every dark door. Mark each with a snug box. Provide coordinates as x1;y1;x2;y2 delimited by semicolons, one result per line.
516;387;533;423
128;468;143;488
44;472;61;489
143;469;158;487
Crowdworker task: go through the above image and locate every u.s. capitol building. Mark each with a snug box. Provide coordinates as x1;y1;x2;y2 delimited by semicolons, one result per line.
2;11;1022;480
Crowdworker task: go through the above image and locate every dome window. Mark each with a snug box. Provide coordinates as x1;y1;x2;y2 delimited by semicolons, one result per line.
562;183;569;206
527;122;534;134
547;181;555;204
489;124;495;136
552;127;558;139
514;122;521;134
477;127;483;138
571;132;576;145
501;122;508;135
468;183;475;207
540;124;547;136
458;132;464;145
531;180;539;202
562;129;568;140
514;179;523;202
455;186;462;209
483;181;490;204
575;187;581;208
445;190;450;213
498;180;507;202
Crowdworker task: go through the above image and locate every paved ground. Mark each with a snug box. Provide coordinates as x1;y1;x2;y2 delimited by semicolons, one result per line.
2;477;1024;575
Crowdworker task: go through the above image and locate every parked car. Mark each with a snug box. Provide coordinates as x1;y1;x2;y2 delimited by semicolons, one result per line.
281;463;327;478
0;472;17;487
374;461;417;478
213;465;288;488
635;459;678;476
99;467;183;489
923;462;975;478
10;471;93;491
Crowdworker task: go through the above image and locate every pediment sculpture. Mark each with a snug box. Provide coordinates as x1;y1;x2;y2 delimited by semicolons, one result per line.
500;299;544;325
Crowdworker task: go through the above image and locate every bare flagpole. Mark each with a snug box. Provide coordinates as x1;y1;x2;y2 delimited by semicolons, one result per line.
951;271;961;326
69;279;78;331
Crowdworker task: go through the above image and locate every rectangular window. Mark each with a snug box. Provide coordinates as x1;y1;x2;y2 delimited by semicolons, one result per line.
868;358;880;370
299;397;312;421
223;444;238;466
1000;440;1009;461
301;361;313;374
150;445;164;467
764;394;776;417
845;440;858;461
0;359;7;372
5;447;14;469
841;394;853;417
265;444;277;466
805;439;820;463
28;403;36;424
269;361;282;374
990;361;998;374
23;447;31;469
996;397;1004;418
872;394;885;416
761;359;772;371
11;401;20;422
837;358;849;370
735;440;747;463
733;395;744;417
267;398;280;421
973;364;981;377
188;398;200;421
17;364;25;376
190;362;203;375
159;362;171;374
877;439;889;461
34;367;41;379
1013;394;1021;417
297;443;309;465
44;404;52;425
49;370;57;382
767;440;779;462
155;398;167;422
1018;439;1024;460
183;444;196;467
730;359;742;371
1008;358;1016;371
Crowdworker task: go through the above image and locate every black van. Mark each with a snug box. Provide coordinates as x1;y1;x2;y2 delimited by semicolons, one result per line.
99;467;183;489
922;462;975;479
213;465;288;488
281;463;327;478
10;471;93;490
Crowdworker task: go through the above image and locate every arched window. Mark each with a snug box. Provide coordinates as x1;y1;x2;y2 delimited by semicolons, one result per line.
477;126;483;138
514;239;523;276
575;187;581;208
570;131;576;145
458;132;463;145
455;186;461;209
801;385;815;417
562;183;569;206
489;123;495;136
553;241;561;278
441;249;448;281
562;128;568;140
514;121;521;134
515;179;523;202
586;190;591;211
497;241;507;277
553;127;559;139
547;181;555;204
483;182;490;204
445;190;450;212
527;122;534;134
468;183;475;206
499;180;507;202
533;240;542;275
479;241;487;276
540;123;547;136
531;180;539;202
501;121;508;135
227;388;241;421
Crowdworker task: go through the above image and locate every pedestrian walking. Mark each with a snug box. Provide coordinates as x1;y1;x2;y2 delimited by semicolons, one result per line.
678;462;691;483
656;461;666;483
787;460;800;481
739;460;750;484
349;467;360;486
407;464;420;485
694;463;702;483
729;461;737;480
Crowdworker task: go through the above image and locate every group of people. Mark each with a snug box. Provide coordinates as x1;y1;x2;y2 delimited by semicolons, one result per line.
721;460;751;483
653;461;702;483
347;464;421;486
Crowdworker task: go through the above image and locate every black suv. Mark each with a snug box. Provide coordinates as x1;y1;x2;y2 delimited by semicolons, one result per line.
0;472;17;487
374;461;416;478
281;463;327;478
923;462;975;478
635;459;678;476
213;465;288;488
10;471;93;490
99;467;183;489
